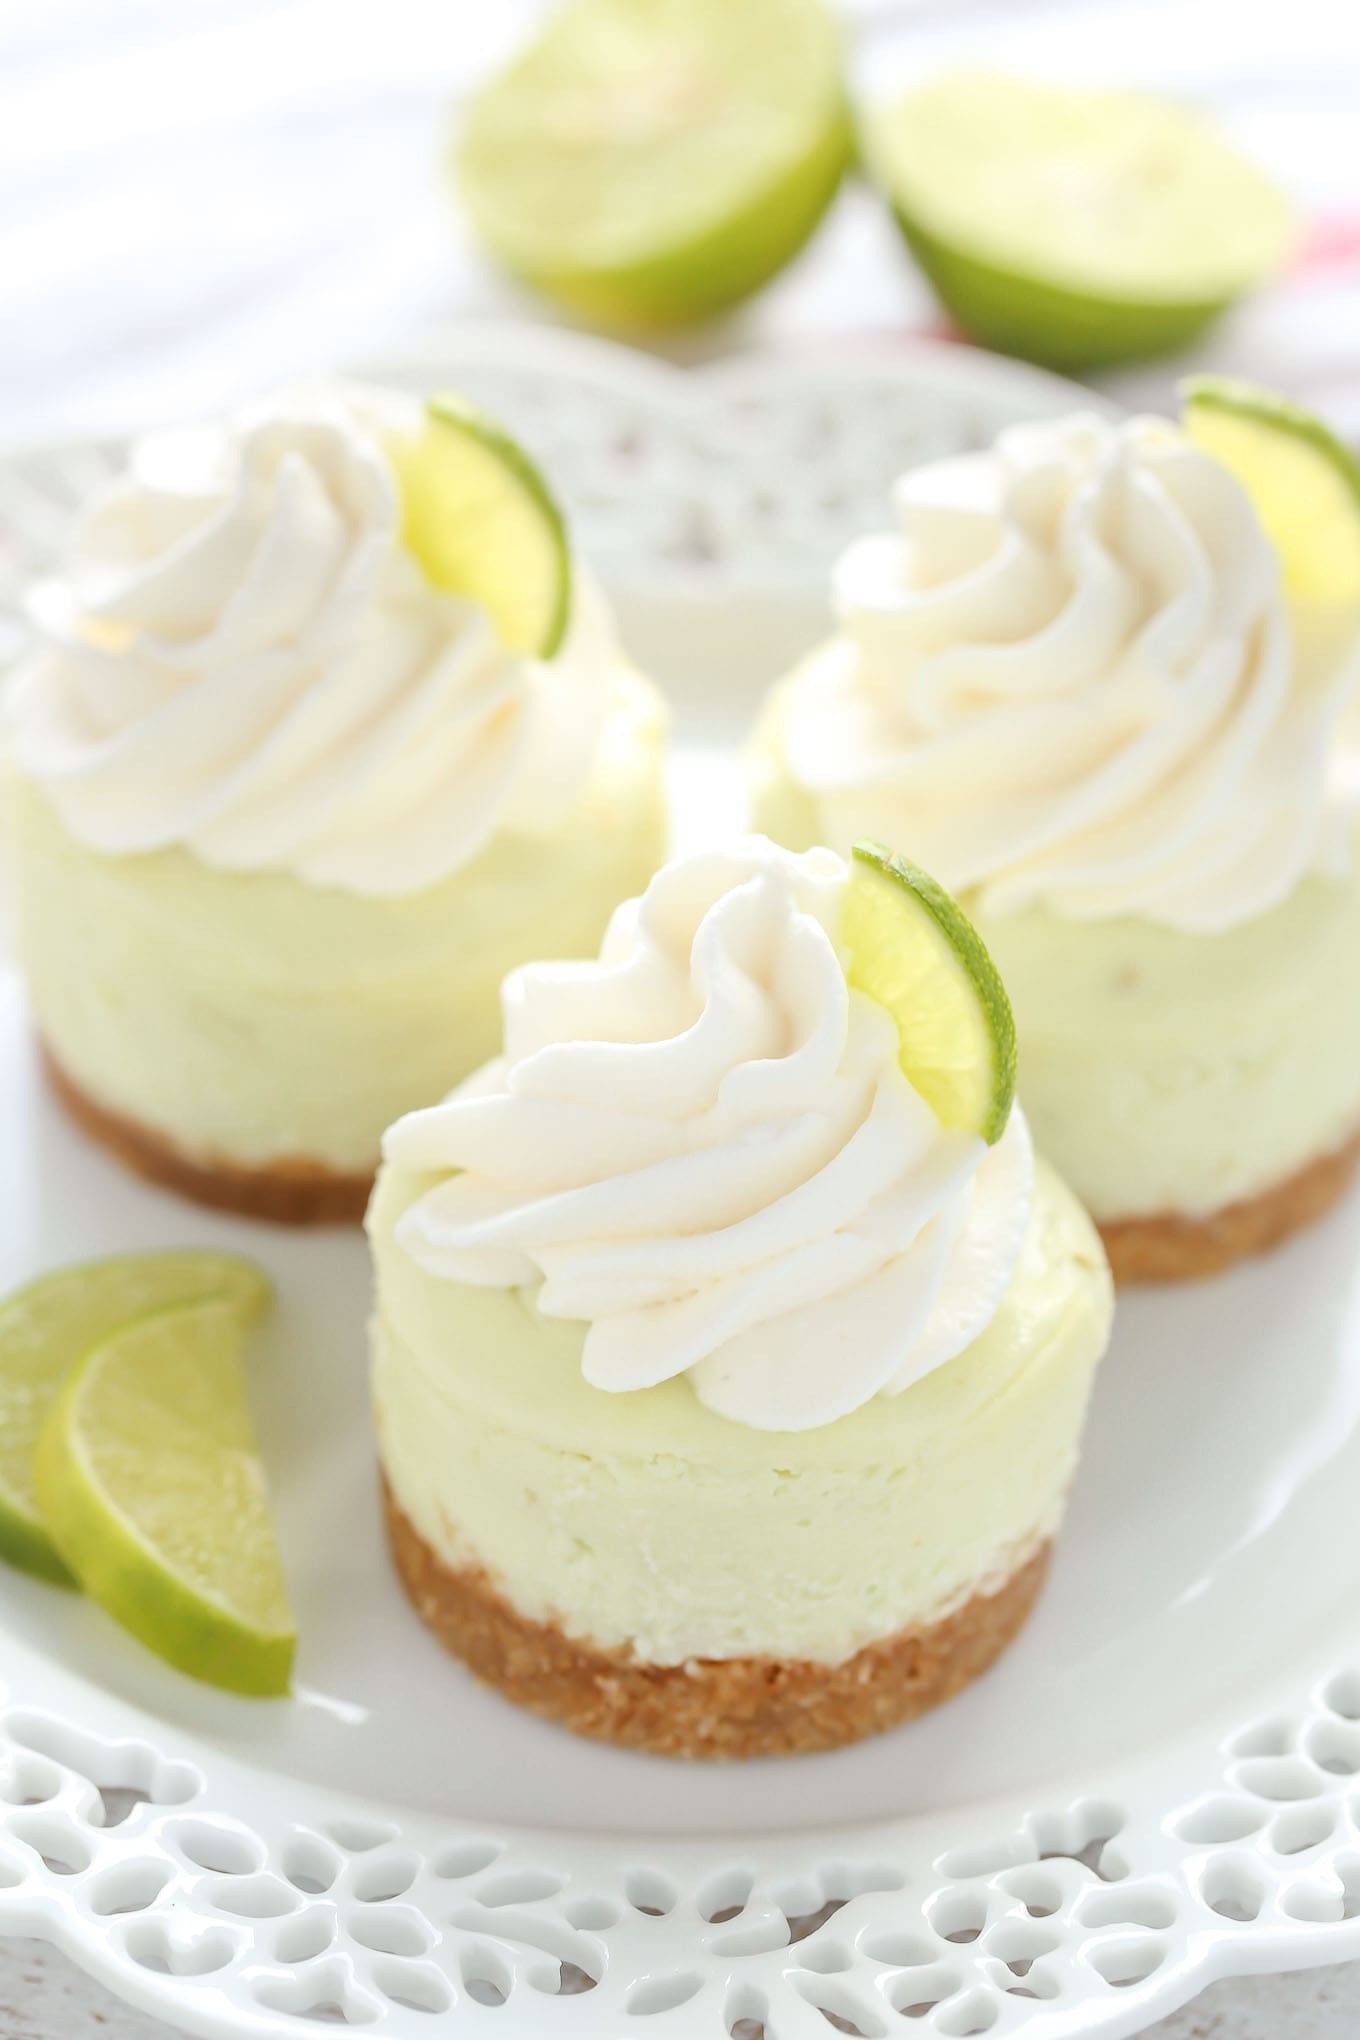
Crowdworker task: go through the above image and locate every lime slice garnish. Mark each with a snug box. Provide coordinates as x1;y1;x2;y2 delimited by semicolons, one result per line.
864;71;1294;371
843;842;1017;1145
455;0;851;329
393;395;572;658
35;1295;294;1697
1183;377;1360;606
0;1252;269;1587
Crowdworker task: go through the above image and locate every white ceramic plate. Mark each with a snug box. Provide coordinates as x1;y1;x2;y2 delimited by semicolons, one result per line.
3;329;1360;2040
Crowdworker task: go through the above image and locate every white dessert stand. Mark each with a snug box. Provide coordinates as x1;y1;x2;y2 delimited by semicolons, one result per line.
1;326;1359;2040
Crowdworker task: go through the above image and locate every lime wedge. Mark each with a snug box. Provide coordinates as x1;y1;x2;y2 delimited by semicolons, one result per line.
865;72;1294;371
1183;378;1360;606
393;395;571;658
843;842;1016;1145
456;0;851;329
35;1297;294;1697
0;1253;269;1587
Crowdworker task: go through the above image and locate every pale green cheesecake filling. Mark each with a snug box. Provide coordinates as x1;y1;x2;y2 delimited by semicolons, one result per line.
7;671;666;1175
754;677;1360;1222
369;1156;1112;1666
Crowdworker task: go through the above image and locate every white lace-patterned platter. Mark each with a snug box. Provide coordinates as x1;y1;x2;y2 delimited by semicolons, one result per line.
2;327;1360;2040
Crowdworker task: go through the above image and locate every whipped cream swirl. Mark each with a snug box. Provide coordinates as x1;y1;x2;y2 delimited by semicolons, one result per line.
783;413;1359;933
10;387;617;895
387;840;1032;1432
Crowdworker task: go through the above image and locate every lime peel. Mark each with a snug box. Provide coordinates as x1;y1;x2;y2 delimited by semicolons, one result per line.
35;1294;294;1699
393;394;572;659
844;841;1017;1145
0;1251;269;1587
456;0;851;329
1182;376;1360;607
865;71;1294;372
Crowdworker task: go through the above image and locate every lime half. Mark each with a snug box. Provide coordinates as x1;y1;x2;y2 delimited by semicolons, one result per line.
35;1297;294;1697
1183;378;1360;606
865;72;1294;371
394;396;571;658
843;843;1017;1144
456;0;851;329
0;1252;269;1586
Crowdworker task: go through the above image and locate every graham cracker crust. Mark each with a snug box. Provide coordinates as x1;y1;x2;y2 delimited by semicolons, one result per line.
382;1480;1051;1759
1099;1127;1360;1285
43;1045;372;1226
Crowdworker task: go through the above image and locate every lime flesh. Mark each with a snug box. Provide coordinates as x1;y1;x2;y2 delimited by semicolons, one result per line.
35;1297;294;1697
0;1253;269;1586
1183;377;1360;607
843;843;1017;1145
393;395;572;657
456;0;851;329
866;72;1294;370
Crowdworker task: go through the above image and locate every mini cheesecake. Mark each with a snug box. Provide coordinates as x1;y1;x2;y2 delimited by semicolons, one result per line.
368;840;1113;1758
753;410;1360;1282
6;387;666;1221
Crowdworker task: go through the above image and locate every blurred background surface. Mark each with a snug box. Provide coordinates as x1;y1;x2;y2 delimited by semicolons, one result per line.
2;0;1360;446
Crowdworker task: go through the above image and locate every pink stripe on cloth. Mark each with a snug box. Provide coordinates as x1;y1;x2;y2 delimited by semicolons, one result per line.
1294;218;1360;278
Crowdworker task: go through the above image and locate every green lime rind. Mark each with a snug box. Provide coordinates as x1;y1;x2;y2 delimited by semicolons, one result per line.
888;210;1233;373
865;71;1293;372
845;842;1017;1146
428;393;571;657
0;1252;269;1588
455;0;851;330
462;99;852;330
1182;376;1360;606
35;1295;293;1699
0;1492;75;1588
394;394;572;659
1182;376;1360;493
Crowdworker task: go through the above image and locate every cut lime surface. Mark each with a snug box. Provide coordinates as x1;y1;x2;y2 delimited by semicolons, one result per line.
393;393;570;656
864;72;1294;371
843;843;1017;1145
393;395;571;658
1183;377;1360;606
35;1296;294;1697
0;1252;268;1586
456;0;851;329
